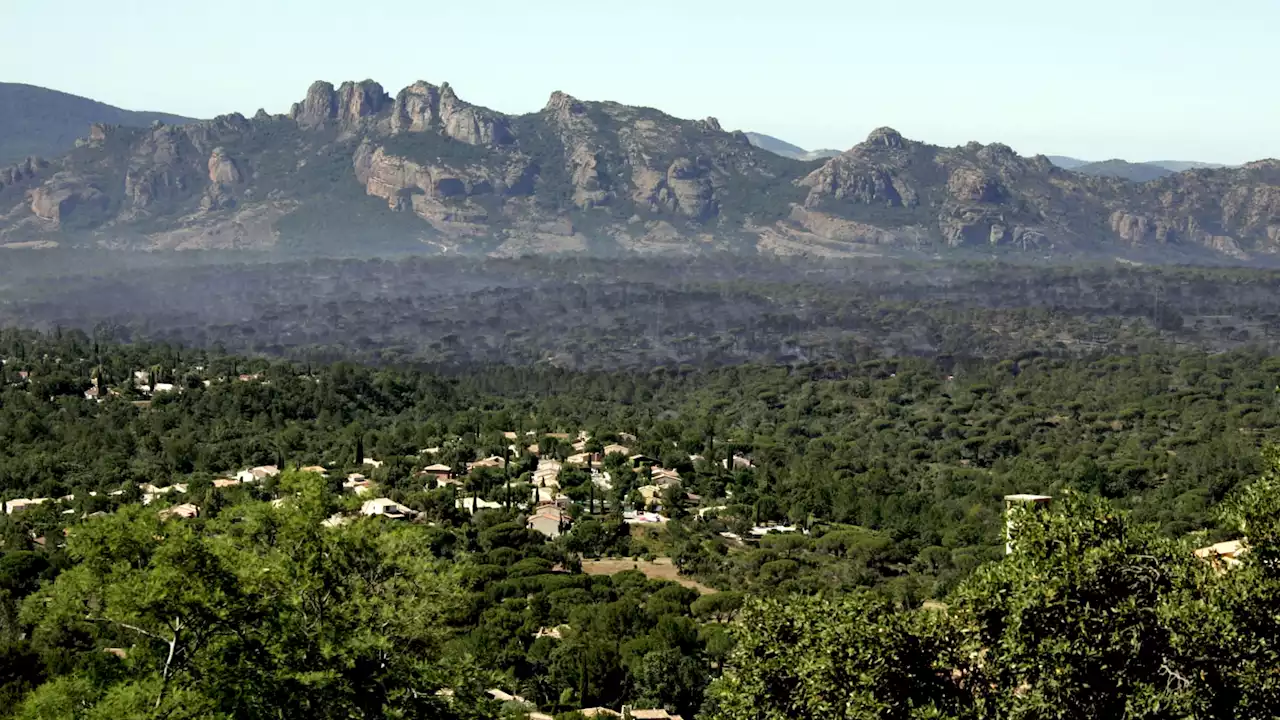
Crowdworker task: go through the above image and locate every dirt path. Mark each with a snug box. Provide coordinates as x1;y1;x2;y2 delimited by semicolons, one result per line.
581;557;717;595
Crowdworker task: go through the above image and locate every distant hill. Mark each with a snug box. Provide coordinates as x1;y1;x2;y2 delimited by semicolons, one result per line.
1047;155;1228;181
0;83;197;163
1072;159;1176;182
744;132;840;161
1151;160;1227;172
1046;155;1088;170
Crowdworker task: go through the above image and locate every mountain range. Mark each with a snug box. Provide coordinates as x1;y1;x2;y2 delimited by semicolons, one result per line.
1045;155;1228;182
0;83;197;165
0;79;1276;261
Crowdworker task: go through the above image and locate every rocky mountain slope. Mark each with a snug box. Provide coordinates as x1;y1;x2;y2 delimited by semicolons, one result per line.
0;83;197;165
0;79;1275;260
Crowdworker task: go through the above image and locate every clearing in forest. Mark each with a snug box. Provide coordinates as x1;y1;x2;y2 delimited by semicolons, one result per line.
581;557;717;595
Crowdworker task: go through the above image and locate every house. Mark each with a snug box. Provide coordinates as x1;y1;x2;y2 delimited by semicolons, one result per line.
420;447;440;456
527;506;571;538
535;487;572;506
141;484;186;505
321;513;351;529
579;710;622;719
567;452;596;466
651;468;681;486
572;439;589;453
300;465;328;476
750;524;800;536
637;485;664;503
591;469;613;490
502;431;519;440
4;498;48;515
421;463;452;480
343;475;374;496
456;497;504;514
1195;539;1247;569
237;465;280;484
603;444;631;457
629;454;656;467
722;455;755;470
362;458;383;469
467;456;507;471
152;383;176;394
158;503;200;520
360;498;415;520
534;459;562;487
486;689;529;704
624;510;669;525
618;433;638;444
213;478;241;488
534;624;570;640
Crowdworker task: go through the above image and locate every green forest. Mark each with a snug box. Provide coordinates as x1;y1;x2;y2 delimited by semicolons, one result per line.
0;325;1279;717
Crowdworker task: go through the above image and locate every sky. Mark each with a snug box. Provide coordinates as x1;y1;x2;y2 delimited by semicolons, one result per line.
4;0;1277;164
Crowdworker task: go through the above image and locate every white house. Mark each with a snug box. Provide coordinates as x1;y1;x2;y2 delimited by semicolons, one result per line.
455;497;504;514
4;498;48;515
360;498;415;520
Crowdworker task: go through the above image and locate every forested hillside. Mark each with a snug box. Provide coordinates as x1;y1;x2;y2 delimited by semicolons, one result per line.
2;329;1280;716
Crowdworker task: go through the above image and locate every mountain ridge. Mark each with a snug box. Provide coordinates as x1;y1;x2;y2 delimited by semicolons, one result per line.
0;78;1276;262
743;132;841;161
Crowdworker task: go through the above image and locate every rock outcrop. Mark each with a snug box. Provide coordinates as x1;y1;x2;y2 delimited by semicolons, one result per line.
0;157;48;190
291;80;390;131
389;81;510;145
30;175;109;228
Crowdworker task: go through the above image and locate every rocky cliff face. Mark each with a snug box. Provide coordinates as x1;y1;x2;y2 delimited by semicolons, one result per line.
0;78;1274;260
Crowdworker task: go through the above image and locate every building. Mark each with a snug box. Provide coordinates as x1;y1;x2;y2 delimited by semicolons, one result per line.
362;458;383;469
141;484;187;505
420;463;452;480
1004;494;1052;554
237;465;280;484
4;497;48;515
360;498;415;520
534;459;562;487
300;465;328;476
467;456;507;471
158;503;200;520
624;510;669;525
722;455;755;470
527;506;571;538
343;474;374;496
651;468;681;487
213;478;241;488
456;497;504;514
603;444;631;457
1194;539;1247;569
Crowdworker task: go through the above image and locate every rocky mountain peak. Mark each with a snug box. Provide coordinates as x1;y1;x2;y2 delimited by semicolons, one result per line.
290;81;338;129
545;91;586;117
864;127;906;149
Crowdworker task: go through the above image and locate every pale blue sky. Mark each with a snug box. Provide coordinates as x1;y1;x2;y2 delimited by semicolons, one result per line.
4;0;1276;163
